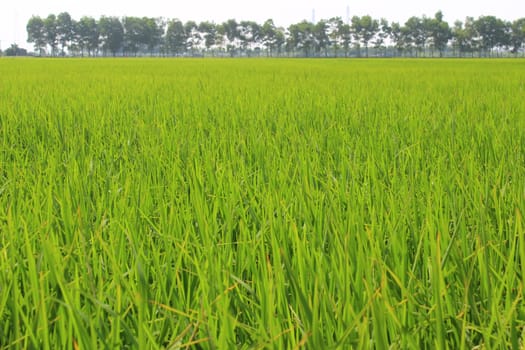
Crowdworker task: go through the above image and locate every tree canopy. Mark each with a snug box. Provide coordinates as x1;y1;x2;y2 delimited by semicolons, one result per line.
3;43;28;56
24;12;525;57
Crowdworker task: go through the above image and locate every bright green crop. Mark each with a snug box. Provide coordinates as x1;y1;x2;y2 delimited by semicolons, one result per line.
1;58;525;349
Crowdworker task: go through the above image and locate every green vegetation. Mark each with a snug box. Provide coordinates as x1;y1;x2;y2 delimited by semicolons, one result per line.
1;58;525;349
25;12;525;58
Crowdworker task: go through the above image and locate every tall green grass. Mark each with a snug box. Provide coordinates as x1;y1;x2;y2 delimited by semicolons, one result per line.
1;58;525;348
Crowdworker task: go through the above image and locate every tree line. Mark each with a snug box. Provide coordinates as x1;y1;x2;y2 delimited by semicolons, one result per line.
22;11;525;58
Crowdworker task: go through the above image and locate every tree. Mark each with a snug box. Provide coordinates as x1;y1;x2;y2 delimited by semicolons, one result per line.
261;20;285;57
429;11;452;57
123;17;145;56
24;11;525;58
238;21;261;56
274;28;286;57
199;21;217;55
166;19;187;55
143;17;164;56
98;17;124;56
464;17;481;57
313;20;330;57
475;16;509;56
27;16;46;56
326;17;343;57
261;19;277;57
74;16;99;56
390;22;405;56
510;18;525;55
374;18;390;56
351;15;379;57
56;12;73;55
288;21;315;57
404;16;426;56
215;24;227;54
452;20;469;57
44;14;58;56
338;21;352;57
222;19;239;56
4;43;28;56
184;21;200;55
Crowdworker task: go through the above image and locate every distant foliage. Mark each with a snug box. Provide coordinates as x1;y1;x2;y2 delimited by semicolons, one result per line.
3;44;29;56
25;11;525;57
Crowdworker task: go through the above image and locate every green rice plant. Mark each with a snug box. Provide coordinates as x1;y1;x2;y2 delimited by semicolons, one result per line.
0;58;525;348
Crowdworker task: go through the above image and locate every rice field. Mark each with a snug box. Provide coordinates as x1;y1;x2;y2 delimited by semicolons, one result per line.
1;58;525;349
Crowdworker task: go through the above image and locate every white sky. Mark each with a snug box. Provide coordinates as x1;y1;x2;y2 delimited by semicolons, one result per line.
1;0;524;50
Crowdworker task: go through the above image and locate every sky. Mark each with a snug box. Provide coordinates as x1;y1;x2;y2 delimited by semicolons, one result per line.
1;0;524;50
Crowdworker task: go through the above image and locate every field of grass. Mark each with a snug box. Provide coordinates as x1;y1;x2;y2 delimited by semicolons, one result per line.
1;58;525;349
